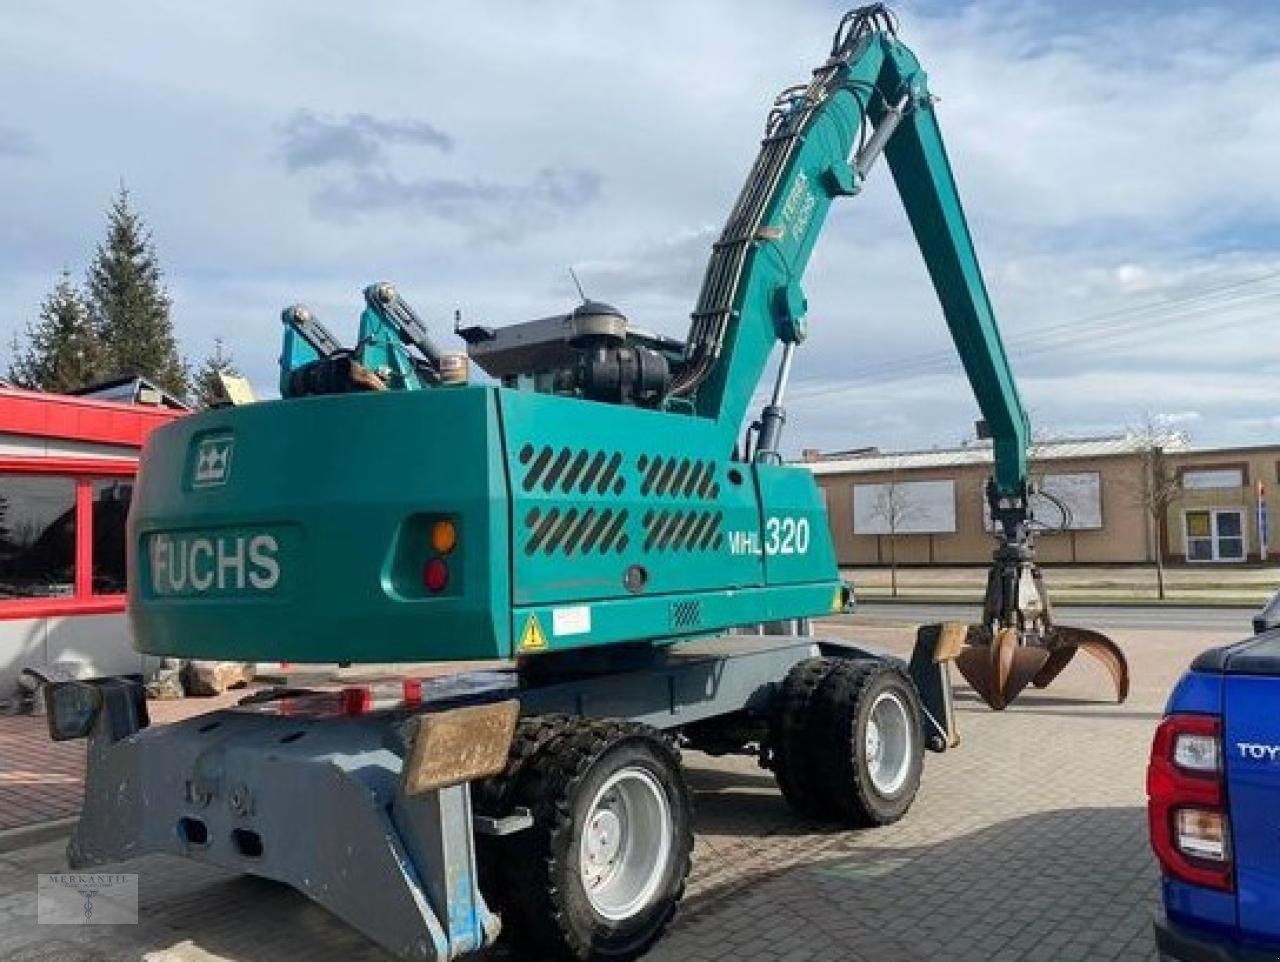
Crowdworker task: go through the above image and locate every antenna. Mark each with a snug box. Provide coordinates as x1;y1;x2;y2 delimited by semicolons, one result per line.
569;267;588;304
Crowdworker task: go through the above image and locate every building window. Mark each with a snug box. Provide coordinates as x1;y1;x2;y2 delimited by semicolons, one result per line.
0;475;77;599
1183;469;1244;490
92;479;133;595
1185;508;1246;562
0;461;138;617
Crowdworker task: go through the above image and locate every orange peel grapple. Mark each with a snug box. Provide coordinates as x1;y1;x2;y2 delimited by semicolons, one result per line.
928;482;1130;711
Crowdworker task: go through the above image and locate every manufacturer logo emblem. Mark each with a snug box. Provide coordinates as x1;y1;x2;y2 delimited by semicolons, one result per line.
193;437;233;487
1237;742;1280;762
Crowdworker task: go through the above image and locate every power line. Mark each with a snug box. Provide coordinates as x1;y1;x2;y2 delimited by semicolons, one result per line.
781;269;1280;404
793;273;1280;391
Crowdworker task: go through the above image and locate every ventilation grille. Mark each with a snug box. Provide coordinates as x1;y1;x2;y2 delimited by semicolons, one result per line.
520;445;625;496
642;509;723;553
637;456;719;500
524;507;629;556
670;600;703;630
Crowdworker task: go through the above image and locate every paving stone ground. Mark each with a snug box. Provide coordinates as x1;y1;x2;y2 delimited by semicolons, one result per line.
0;692;256;832
0;614;1236;961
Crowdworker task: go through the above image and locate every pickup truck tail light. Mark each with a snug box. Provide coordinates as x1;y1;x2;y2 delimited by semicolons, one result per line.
1147;714;1234;892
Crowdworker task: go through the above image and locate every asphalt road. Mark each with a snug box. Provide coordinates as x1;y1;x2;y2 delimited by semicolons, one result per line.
845;601;1256;634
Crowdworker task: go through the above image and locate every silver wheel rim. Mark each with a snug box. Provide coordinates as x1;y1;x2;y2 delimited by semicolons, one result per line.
579;766;673;921
865;690;913;796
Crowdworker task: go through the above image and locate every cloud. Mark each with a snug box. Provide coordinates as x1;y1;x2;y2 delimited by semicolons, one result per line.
279;110;452;171
310;165;601;240
0;0;1277;454
573;226;715;303
278;109;599;241
0;124;32;157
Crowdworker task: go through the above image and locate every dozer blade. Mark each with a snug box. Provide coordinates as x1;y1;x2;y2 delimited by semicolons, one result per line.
1036;625;1131;703
954;626;1050;711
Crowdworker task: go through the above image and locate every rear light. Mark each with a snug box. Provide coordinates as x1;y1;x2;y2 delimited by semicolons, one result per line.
341;686;373;716
430;520;458;555
1175;809;1229;862
1173;732;1220;774
422;558;449;592
402;678;423;705
1147;714;1233;891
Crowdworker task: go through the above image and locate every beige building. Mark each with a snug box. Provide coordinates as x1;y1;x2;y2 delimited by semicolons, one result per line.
804;436;1280;566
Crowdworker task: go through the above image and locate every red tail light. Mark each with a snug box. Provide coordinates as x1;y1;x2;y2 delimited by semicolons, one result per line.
1147;714;1233;891
422;558;449;592
341;685;373;716
402;678;423;705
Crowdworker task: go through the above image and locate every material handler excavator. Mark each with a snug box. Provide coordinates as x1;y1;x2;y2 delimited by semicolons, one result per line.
45;7;1128;961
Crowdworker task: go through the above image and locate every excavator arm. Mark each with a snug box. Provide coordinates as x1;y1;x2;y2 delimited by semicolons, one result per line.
677;5;1128;709
677;8;1028;489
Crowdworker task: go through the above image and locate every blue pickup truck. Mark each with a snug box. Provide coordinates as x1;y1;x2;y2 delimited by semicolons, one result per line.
1149;601;1280;961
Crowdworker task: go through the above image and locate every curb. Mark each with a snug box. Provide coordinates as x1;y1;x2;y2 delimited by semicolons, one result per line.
847;596;1260;610
0;817;77;855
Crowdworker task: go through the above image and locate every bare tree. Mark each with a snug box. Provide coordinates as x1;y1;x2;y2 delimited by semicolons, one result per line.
1128;414;1189;600
870;466;916;598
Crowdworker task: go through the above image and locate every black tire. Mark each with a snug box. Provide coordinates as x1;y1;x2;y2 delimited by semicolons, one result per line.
770;656;844;820
771;657;924;826
480;717;693;962
811;659;925;825
474;714;576;920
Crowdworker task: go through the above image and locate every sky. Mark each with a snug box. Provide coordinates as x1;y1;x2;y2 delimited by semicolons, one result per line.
2;0;1279;456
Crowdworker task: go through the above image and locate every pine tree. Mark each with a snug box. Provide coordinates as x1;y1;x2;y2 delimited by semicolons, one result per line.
7;272;104;392
192;337;241;408
86;186;189;399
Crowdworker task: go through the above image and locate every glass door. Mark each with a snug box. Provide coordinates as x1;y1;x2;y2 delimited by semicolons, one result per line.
1184;508;1247;562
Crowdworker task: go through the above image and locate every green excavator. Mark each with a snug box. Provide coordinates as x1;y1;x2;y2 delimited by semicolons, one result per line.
47;7;1128;961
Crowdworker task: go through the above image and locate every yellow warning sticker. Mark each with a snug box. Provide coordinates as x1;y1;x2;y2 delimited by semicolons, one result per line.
519;614;548;651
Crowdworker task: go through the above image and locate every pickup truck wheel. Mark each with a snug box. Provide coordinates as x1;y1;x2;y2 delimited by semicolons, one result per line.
494;718;693;962
811;659;924;826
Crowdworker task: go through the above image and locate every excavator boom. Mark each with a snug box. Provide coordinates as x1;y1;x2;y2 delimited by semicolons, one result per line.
674;4;1127;709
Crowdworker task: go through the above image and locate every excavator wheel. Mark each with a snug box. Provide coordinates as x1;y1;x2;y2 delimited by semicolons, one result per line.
771;656;844;820
771;657;924;825
473;713;576;923
480;716;693;962
811;659;925;825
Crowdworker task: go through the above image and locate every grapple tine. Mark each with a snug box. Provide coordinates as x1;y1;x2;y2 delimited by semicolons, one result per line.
1031;644;1077;689
1047;625;1130;703
995;627;1051;708
954;643;1005;710
954;627;1050;711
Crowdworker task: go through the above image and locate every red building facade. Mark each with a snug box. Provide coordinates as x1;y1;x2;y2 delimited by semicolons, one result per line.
0;387;182;698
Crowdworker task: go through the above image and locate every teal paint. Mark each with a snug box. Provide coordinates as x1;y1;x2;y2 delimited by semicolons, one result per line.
130;387;840;663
